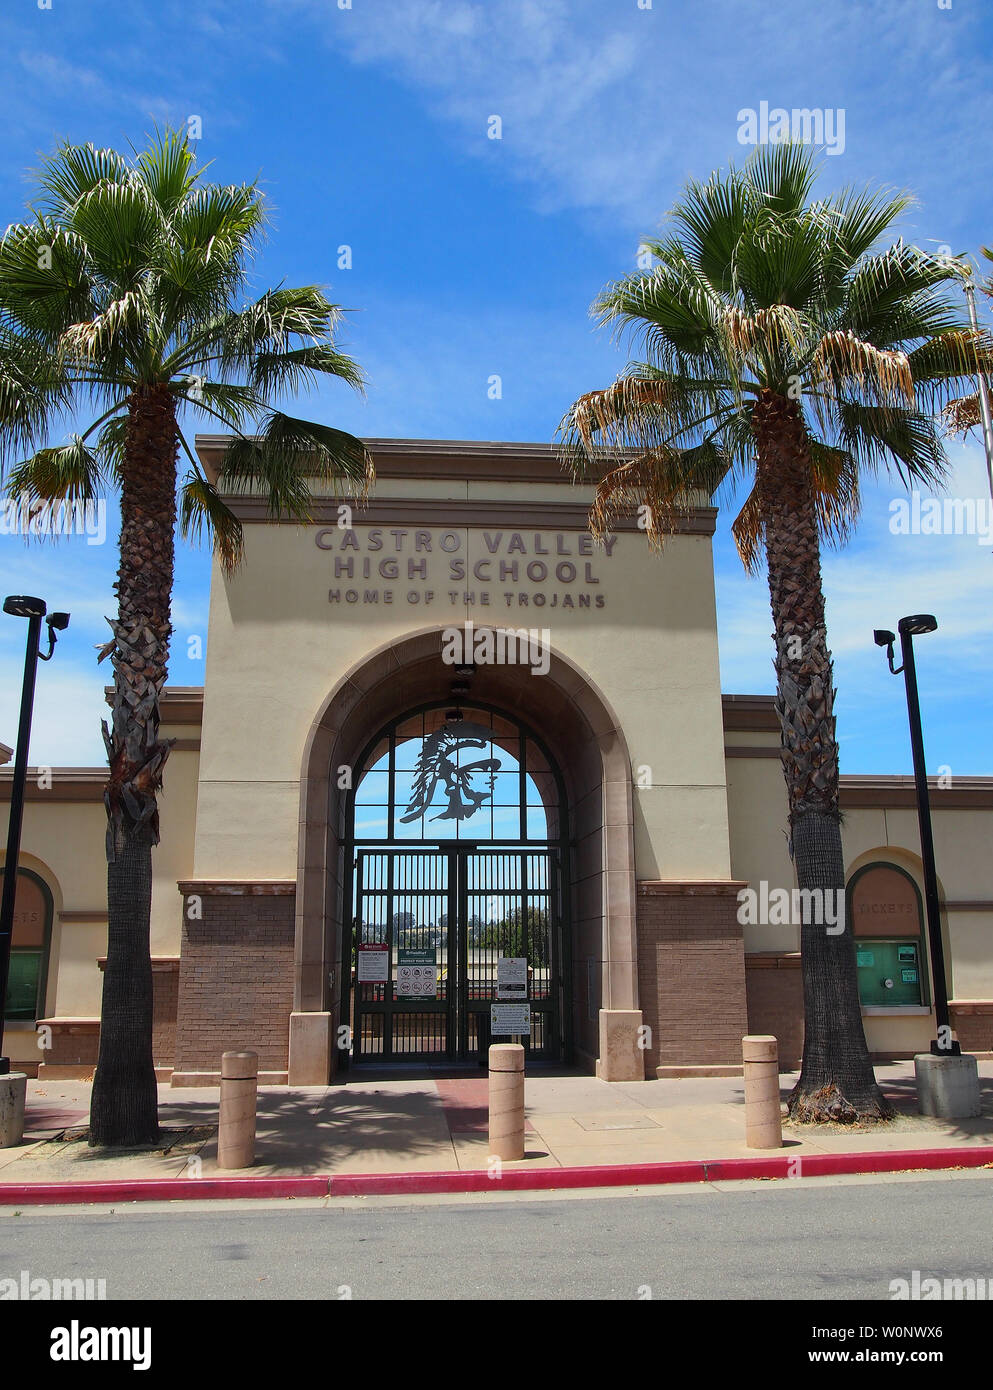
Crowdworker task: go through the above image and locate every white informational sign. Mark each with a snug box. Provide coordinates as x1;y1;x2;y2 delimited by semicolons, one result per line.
496;956;528;1000
491;1003;531;1036
356;944;390;983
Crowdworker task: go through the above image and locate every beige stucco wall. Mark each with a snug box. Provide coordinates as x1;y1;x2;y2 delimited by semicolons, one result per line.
727;749;993;1045
844;811;993;1001
192;512;731;884
726;753;798;952
1;743;198;1031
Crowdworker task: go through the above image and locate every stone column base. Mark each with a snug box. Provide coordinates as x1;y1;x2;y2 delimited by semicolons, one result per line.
915;1051;982;1119
596;1009;645;1081
288;1011;333;1086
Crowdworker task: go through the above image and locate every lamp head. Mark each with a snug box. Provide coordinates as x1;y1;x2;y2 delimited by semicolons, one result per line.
47;612;70;631
873;629;896;648
898;614;938;637
3;595;47;619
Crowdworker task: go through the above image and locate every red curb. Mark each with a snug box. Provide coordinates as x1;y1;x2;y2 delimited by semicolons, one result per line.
0;1146;990;1206
0;1176;330;1205
327;1160;710;1196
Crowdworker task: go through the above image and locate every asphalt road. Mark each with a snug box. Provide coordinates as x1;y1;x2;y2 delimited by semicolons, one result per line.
2;1171;991;1300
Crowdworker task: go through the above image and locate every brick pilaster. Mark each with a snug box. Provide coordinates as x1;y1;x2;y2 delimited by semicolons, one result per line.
636;880;749;1073
174;881;296;1078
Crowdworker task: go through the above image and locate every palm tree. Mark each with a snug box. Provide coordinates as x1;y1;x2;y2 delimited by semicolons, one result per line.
944;244;993;457
0;131;371;1146
560;143;990;1122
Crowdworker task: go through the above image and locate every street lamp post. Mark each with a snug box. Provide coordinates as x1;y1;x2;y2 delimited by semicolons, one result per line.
962;275;993;505
0;597;70;1075
873;615;956;1056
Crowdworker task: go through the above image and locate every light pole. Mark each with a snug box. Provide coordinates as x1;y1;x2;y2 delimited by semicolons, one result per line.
962;273;993;505
0;597;70;1075
873;615;956;1056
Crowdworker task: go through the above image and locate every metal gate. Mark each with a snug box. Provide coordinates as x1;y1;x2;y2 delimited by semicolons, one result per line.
350;847;562;1064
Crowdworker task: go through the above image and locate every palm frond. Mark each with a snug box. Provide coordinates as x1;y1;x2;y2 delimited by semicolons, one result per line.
812;331;914;409
69;177;165;289
6;435;106;501
589;436;730;547
179;470;244;571
836;400;947;489
134;128;199;212
942;392;982;435
219;411;372;519
33;141;130;216
59;288;145;364
0;327;73;468
745;142;821;218
250;343;365;395
170;378;260;426
0;219;95;340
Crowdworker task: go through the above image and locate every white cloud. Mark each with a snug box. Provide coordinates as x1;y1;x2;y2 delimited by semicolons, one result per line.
281;0;993;235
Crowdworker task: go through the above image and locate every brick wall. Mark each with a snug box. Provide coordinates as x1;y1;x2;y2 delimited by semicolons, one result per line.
950;1003;993;1055
174;883;296;1075
745;952;804;1067
37;959;180;1078
151;962;179;1068
36;1020;99;1074
636;881;749;1070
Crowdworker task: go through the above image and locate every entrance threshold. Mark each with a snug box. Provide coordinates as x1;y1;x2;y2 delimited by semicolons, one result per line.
340;1059;583;1083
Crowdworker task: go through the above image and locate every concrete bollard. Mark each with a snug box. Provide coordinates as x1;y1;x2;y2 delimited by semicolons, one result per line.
0;1073;27;1148
488;1043;525;1161
915;1051;982;1119
742;1035;783;1149
217;1050;259;1170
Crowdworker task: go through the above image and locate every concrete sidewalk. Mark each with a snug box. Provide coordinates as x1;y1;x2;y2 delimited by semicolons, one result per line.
2;1061;992;1186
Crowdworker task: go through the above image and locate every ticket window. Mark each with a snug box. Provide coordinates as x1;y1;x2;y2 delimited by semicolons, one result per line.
848;862;928;1010
1;869;52;1021
856;941;924;1007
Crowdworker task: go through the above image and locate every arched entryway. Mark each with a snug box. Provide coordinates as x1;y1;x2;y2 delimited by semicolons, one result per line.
289;626;637;1083
345;701;570;1066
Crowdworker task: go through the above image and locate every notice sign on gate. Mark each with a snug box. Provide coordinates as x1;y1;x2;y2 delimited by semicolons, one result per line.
496;957;528;1000
491;1003;531;1035
357;943;390;983
397;948;438;997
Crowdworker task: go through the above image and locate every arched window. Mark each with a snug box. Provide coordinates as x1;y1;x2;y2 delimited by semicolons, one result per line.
352;704;561;845
1;866;53;1021
847;861;928;1009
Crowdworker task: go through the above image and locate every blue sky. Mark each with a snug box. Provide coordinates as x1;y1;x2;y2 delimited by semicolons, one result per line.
0;0;991;777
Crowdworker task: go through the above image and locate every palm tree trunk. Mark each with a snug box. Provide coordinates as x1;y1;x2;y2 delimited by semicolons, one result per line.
752;389;891;1123
89;385;177;1147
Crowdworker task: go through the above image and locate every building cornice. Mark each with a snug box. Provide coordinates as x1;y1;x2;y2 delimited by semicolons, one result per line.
0;769;109;802
218;495;718;534
839;775;993;809
195;435;612;485
193;434;717;533
721;694;780;732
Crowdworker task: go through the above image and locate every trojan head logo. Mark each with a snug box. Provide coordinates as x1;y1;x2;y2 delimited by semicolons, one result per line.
400;722;502;824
